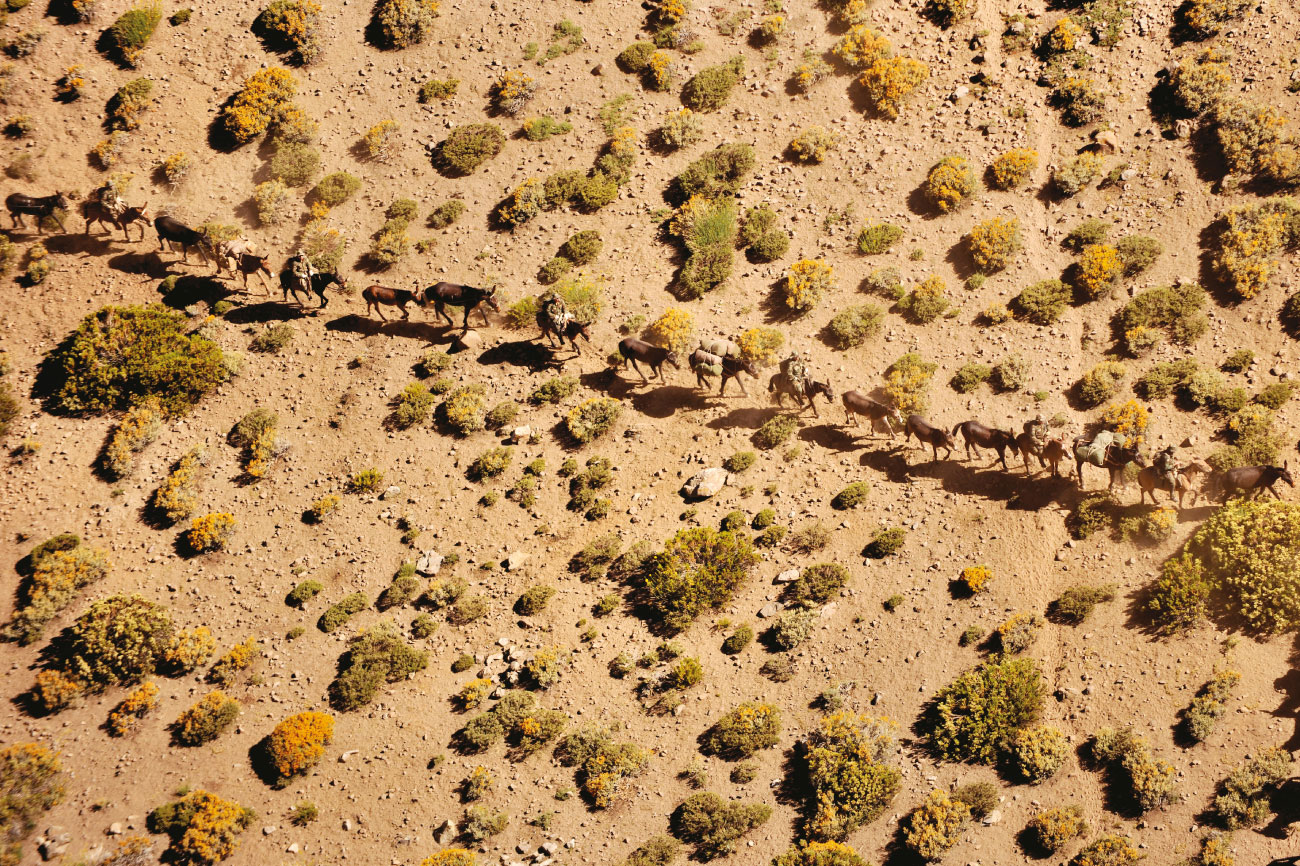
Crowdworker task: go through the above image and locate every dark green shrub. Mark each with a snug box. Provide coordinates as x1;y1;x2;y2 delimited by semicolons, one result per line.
617;40;655;73
621;836;680;866
468;446;512;481
61;594;173;687
560;230;602;265
641;528;758;632
721;624;753;655
318;592;367;632
515;585;556;616
856;223;902;255
1254;381;1295;410
950;363;991;393
530;375;579;405
701;702;781;759
754;415;798;450
826;304;882;349
1116;235;1163;276
418;77;458;102
831;483;870;510
448;594;488;625
784;563;849;606
173;690;240;745
1063;218;1110;252
863;528;905;558
373;0;438;49
109;1;162;66
1212;747;1292;828
328;619;427;711
676;142;755;199
1222;349;1254;373
1011;279;1070;325
723;451;755;473
438;123;505;175
311;171;361;207
1050;584;1116;624
681;56;745;111
1135;359;1198;400
749;230;789;262
801;711;901;840
286;579;323;607
925;657;1044;763
1076;362;1127;407
671;792;770;860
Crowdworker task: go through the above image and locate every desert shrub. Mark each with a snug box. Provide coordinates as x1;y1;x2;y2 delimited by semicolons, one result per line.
957;564;992;595
0;742;64;862
856;222;902;255
319;592;367;633
641;527;758;632
783;258;835;313
4;542;110;646
995;612;1043;654
621;836;679;866
676;143;755;199
1214;197;1300;300
665;656;703;690
526;376;579;408
903;789;970;861
883;352;935;415
990;148;1038;189
1184;669;1240;742
345;468;385;495
256;0;322;64
438;123;504;175
559;230;602;266
555;724;650;808
858;56;929;118
749;229;790;262
373;0;437;48
447;595;487;625
987;356;1026;392
105;679;158;736
926;656;1043;763
418;77;458;103
439;384;487;435
329;619;428;711
220;66;297;145
388;382;433;430
1064;218;1110;251
924;155;977;213
1091;727;1178;812
566;397;622;443
467;446;512;482
658;107;703;150
754;414;799;450
1171;46;1233;114
427;200;465;231
969;217;1022;272
617;40;655;72
1074;243;1124;300
1223;349;1254;373
1051;584;1116;625
1010;279;1069;325
106;78;153;131
490;69;536;116
721;624;753;655
723;451;756;474
832;24;891;68
672;792;770;860
515;585;555;617
1011;725;1069;783
31;669;83;713
735;327;784;368
682;56;744;111
46;305;226;416
207;637;257;686
899;275;949;324
173;690;240;745
161;627;215;677
576;172;619;210
61;594;172;687
1115;284;1207;356
1116;235;1163;277
826;304;883;349
148;789;255;864
187;512;235;553
772;842;870;866
1052;77;1107;126
109;1;162;66
790;126;838;164
267;711;332;782
1027;805;1087;853
1053;152;1104;196
1212;746;1292;828
643;307;696;357
1076;361;1126;407
287;579;323;607
801;712;901;841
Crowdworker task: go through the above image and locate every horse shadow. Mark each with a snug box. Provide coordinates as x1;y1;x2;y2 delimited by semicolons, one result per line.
476;339;565;372
42;233;115;257
222;302;309;324
628;385;709;419
797;423;859;453
159;275;230;310
705;406;780;432
325;313;451;343
108;251;175;280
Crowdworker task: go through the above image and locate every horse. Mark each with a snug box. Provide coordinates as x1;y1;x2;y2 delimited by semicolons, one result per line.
536;311;591;355
6;192;70;232
1073;431;1146;490
618;338;679;382
230;253;272;294
1039;438;1071;478
768;372;834;417
154;215;205;261
280;269;346;308
841;390;901;438
361;284;420;320
904;414;957;460
1138;461;1211;508
81;200;149;241
952;420;1019;469
689;349;758;395
1220;462;1294;500
422;282;500;329
213;238;257;273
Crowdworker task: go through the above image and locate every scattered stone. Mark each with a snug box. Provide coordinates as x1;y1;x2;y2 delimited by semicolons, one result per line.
454;329;483;351
380;485;401;500
416;550;444;577
982;809;1002;825
434;820;458;845
774;568;800;584
757;603;780;618
510;425;532;443
107;823;123;836
339;749;360;763
681;467;729;499
505;551;529;571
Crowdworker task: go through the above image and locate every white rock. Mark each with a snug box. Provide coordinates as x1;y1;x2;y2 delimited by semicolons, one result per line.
681;467;729;499
774;568;800;584
510;425;532;443
505;551;529;571
415;550;443;577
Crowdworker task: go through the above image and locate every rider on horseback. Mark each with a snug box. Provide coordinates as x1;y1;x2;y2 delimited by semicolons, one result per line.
92;181;126;221
288;249;317;297
779;351;809;399
1024;413;1049;451
1155;444;1179;493
541;291;572;335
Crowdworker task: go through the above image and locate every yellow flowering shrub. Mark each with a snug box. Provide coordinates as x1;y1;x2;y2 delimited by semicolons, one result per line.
463;765;493;800
0;742;64;861
832;25;891;69
758;14;785;41
858;56;929;119
1071;834;1142;866
1011;725;1069;783
149;447;205;520
457;677;492;710
651;0;687;26
924;155;976;212
1043;17;1083;55
702;701;781;757
1027;805;1087;852
772;842;869;866
1214;197;1300;300
959;565;992;594
1100;400;1148;443
418;851;476;866
803;712;901;840
498;177;545;229
991;148;1038;189
1213;98;1288;175
363;119;399;162
5;544;110;646
149;789;255;864
268;711;333;781
207;636;258;686
442;384;487;435
903;790;970;860
790;126;838;163
643;308;695;356
107;680;159;736
793;58;831;92
968;216;1022;272
883;353;936;415
899;274;949;323
646;51;674;91
373;0;439;48
738;326;783;366
187;513;235;553
491;70;536;115
220;67;297;145
33;669;84;713
174;691;240;746
1075;243;1123;299
783;258;835;313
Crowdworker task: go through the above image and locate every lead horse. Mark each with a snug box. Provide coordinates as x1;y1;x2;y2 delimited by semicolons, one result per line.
1074;430;1146;490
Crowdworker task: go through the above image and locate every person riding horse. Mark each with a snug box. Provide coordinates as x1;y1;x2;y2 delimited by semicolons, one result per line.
779;352;809;400
541;292;572;335
92;182;126;221
287;249;317;299
1155;444;1179;494
1024;414;1049;451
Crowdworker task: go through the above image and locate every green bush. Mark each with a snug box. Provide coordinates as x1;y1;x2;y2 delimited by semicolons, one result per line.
641;528;758;632
1116;235;1163;276
898;275;950;323
1076;361;1127;407
681;56;745;111
1254;381;1295;410
826;304;882;349
0;742;65;864
515;585;555;616
903;790;970;861
555;723;650;808
1064;218;1110;252
702;701;781;759
418;77;458;102
1212;747;1292;829
4;542;109;646
438;123;505;175
173;690;240;745
529;375;578;405
617;40;655;73
856;223;902;255
1011;279;1071;325
671;792;770;860
721;624;753;655
1092;727;1178;813
318;592;368;633
1027;806;1087;853
723;451;755;473
749;230;789;262
286;579;322;607
61;594;173;687
1011;725;1069;783
831;482;870;510
925;656;1044;763
950;363;991;394
559;230;603;266
109;1;162;66
1184;669;1240;742
106;78;153;131
448;594;488;625
376;568;420;611
1114;284;1208;354
329;619;428;711
784;563;849;607
311;171;361;207
373;0;438;48
755;415;798;450
801;712;901;840
566;397;622;443
1050;584;1116;624
522;115;572;141
468;446;512;481
46;305;227;416
863;527;905;559
1053;152;1104;196
676;143;755;199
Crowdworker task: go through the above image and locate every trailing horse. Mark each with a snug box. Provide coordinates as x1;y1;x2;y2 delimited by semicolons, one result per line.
768;372;833;417
536;311;590;355
1073;430;1146;490
230;253;272;294
952;420;1019;469
840;390;901;438
618;338;679;382
1220;462;1294;500
689;348;758;395
6;192;70;232
360;284;420;320
280;269;346;308
82;200;149;241
905;414;956;460
154;215;205;261
1138;461;1210;508
422;282;500;329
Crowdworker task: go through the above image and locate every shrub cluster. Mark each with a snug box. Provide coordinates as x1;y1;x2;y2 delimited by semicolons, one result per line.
60;593;173;687
671;792;770;860
207;636;257;686
641;528;758;632
220;67;298;146
856;222;902;255
670;196;738;297
1184;669;1240;742
1027;805;1088;853
148;789;255;865
555;724;650;808
1051;584;1116;624
1213;746;1292;828
329;620;428;711
801;712;901;841
1053;152;1104;196
926;657;1044;763
1115;283;1207;355
173;690;240;745
790;126;837;164
109;1;162;66
4;538;109;646
1076;361;1126;407
1091;726;1179;813
373;0;438;48
255;0;322;64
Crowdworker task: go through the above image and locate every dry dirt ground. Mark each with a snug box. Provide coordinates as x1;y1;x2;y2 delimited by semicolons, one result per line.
1;0;1299;864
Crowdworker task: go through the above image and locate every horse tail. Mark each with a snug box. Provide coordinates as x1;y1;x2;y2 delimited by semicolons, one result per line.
951;422;963;438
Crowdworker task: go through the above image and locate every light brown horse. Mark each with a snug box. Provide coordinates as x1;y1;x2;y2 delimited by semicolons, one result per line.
1138;460;1210;507
230;253;272;294
841;391;901;438
362;284;424;320
82;200;149;240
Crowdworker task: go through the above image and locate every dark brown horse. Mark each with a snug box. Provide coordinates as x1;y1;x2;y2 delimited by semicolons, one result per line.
280;269;346;308
1039;438;1071;478
841;390;901;438
82;200;149;240
230;253;272;294
422;282;500;329
689;349;758;395
536;311;591;354
1073;434;1146;490
362;284;423;320
768;372;833;417
154;214;205;261
1220;462;1294;500
952;420;1019;469
7;192;70;232
619;338;679;382
905;414;956;460
1138;461;1210;508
